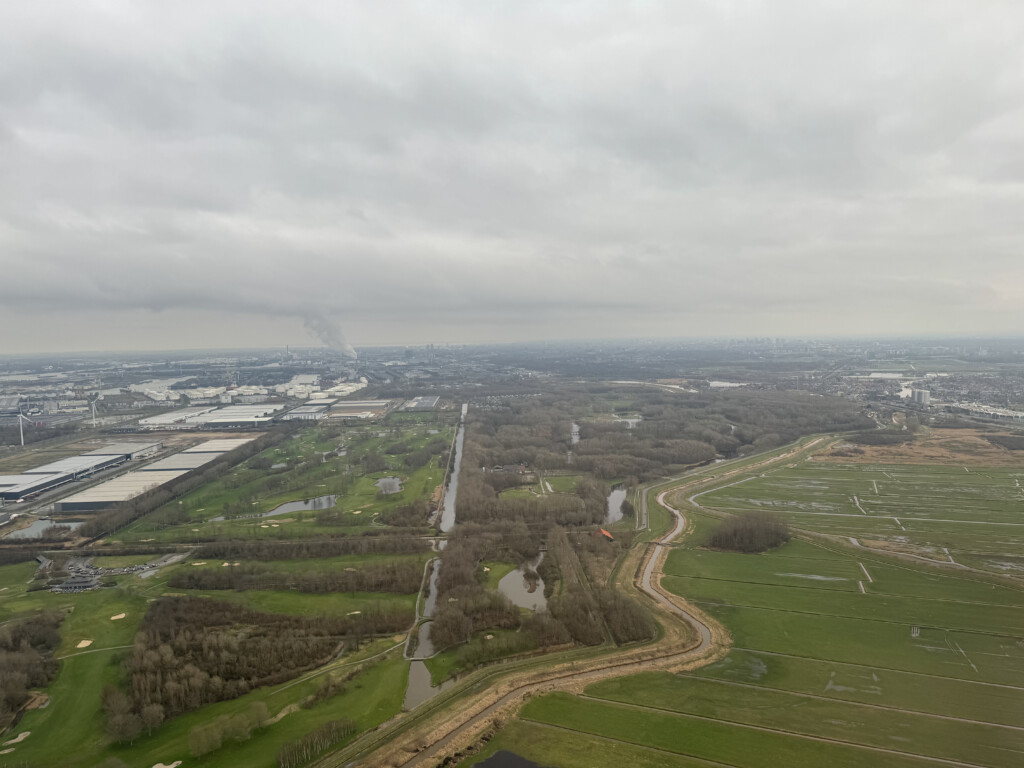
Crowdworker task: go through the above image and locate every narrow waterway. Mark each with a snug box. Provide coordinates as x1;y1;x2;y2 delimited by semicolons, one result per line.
404;553;456;708
497;552;546;611
606;487;627;525
439;404;468;533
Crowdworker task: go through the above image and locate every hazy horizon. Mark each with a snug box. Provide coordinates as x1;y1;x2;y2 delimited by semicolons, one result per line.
2;2;1023;353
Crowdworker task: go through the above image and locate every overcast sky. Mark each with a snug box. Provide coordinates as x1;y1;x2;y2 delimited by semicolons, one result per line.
2;2;1023;353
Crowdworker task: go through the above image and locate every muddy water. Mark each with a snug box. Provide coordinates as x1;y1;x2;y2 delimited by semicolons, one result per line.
498;552;546;611
606;487;626;525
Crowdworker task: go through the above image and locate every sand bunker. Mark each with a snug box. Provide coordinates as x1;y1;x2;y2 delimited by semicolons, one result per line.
352;510;361;515
260;524;269;528
76;640;93;649
0;748;14;755
152;762;182;768
110;613;126;621
3;732;30;745
192;562;207;566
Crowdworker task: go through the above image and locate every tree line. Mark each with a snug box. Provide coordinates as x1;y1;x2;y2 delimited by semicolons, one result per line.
168;560;423;594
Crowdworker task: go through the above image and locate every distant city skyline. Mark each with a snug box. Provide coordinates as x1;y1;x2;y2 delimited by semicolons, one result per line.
2;2;1023;353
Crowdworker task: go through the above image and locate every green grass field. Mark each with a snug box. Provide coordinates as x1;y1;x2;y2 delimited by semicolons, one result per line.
465;450;1024;768
0;419;453;766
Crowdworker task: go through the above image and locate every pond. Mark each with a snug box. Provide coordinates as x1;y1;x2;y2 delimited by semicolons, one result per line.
606;487;627;525
3;517;83;539
375;476;403;495
209;494;338;521
497;552;546;611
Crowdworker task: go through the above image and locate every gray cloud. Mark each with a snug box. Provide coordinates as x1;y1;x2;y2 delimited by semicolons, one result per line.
1;1;1023;352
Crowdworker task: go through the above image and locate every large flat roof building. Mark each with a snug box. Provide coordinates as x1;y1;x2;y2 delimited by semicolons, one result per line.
23;454;125;478
0;473;70;501
82;441;163;459
182;438;256;453
55;470;189;513
141;452;223;472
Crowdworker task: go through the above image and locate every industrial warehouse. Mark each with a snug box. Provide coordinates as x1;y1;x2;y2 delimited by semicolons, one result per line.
0;441;162;501
53;438;256;513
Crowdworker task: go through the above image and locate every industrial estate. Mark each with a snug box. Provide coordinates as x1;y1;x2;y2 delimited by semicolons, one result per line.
0;339;1022;768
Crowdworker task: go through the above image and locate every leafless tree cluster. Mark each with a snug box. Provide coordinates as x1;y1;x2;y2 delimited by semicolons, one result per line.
120;596;410;722
168;560;423;593
709;513;791;553
276;718;356;768
0;611;63;730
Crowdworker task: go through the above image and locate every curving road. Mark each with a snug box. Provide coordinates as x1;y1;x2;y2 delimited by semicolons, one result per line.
642;489;712;649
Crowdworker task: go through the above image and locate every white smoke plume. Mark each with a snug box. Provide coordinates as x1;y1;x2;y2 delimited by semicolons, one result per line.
302;312;358;358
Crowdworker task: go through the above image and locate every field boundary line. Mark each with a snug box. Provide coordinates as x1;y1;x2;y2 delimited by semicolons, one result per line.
561;697;991;768
666;673;1024;731
731;647;1024;691
518;720;743;768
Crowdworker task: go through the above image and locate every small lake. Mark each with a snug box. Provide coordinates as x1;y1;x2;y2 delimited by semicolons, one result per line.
3;518;83;539
498;553;546;611
209;494;338;521
375;476;403;495
606;487;627;525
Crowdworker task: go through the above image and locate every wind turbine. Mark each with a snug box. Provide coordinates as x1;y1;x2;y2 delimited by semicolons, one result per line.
17;412;31;447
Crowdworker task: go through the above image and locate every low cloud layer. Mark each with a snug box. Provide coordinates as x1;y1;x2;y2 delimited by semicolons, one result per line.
2;2;1023;352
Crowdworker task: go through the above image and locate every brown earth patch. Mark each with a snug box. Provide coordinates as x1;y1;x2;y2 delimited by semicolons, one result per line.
817;428;1020;466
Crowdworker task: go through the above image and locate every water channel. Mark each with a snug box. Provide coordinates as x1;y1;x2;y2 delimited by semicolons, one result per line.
438;404;468;534
406;405;468;708
209;494;338;522
404;552;457;709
